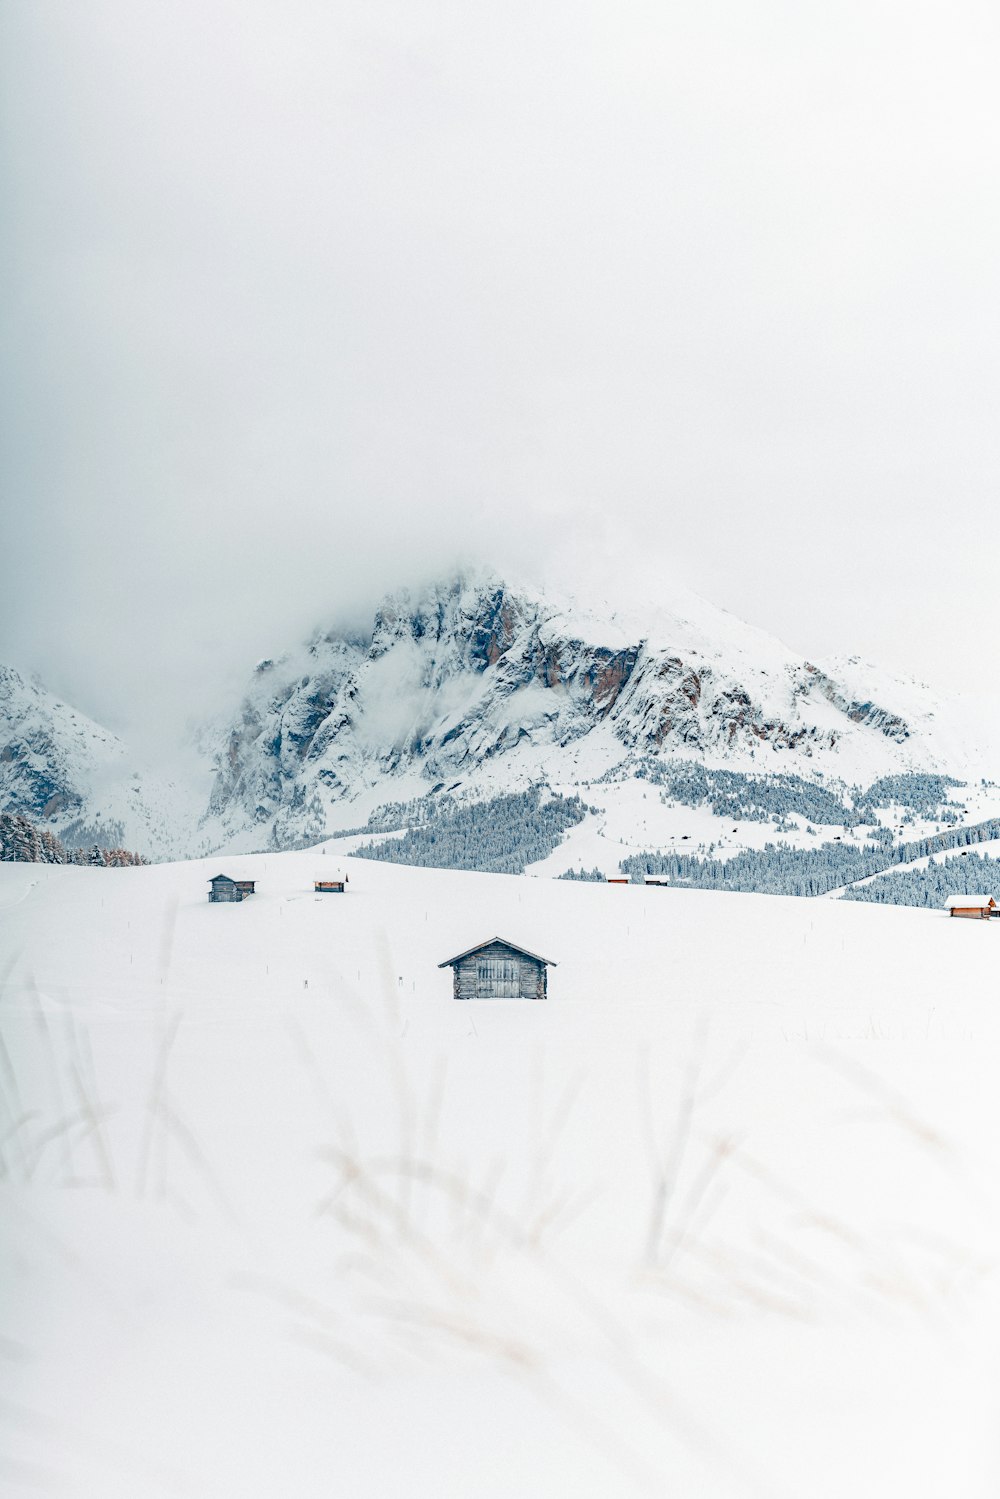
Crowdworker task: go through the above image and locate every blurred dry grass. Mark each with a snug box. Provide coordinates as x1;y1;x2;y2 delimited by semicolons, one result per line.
2;997;997;1498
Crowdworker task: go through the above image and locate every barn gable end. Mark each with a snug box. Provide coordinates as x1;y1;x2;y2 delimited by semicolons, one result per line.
438;936;555;1000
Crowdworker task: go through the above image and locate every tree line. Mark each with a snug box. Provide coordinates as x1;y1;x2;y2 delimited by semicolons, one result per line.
620;812;1000;898
842;852;1000;909
0;813;146;867
353;788;591;874
633;760;966;829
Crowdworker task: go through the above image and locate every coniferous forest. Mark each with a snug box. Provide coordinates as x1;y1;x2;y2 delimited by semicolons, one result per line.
621;813;1000;901
344;771;1000;905
0;813;146;868
8;766;993;906
353;788;591;874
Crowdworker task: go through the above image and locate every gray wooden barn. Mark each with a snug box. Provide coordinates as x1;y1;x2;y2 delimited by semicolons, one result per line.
438;936;555;1000
208;874;256;903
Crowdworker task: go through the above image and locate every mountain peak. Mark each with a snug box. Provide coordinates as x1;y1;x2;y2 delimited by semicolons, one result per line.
199;572;955;850
3;572;988;860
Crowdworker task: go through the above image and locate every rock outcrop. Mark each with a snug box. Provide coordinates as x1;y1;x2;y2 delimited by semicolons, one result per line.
201;573;942;848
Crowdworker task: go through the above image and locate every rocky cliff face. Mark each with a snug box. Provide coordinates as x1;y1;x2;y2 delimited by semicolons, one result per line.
0;666;114;823
201;574;945;848
1;576;954;857
0;665;198;859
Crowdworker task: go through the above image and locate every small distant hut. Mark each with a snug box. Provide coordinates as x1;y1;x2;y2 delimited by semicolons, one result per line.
943;894;997;920
208;874;256;904
438;936;555;1001
315;874;348;893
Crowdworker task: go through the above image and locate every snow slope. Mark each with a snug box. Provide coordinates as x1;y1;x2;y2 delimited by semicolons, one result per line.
2;853;1000;1497
0;665;203;859
201;571;975;851
5;574;998;862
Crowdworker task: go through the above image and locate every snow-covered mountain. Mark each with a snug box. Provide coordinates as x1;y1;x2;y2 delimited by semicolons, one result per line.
200;572;965;850
2;572;992;859
0;665;199;859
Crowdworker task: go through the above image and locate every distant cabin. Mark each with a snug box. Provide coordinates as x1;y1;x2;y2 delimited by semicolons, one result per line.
607;878;629;885
315;875;348;894
208;874;256;903
438;937;555;1001
943;894;997;920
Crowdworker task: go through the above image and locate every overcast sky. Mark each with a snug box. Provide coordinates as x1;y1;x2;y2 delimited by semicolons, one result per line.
3;0;999;752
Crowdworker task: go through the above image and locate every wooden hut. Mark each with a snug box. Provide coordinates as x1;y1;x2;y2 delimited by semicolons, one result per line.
208;874;256;903
314;874;348;893
438;936;555;1001
943;894;997;920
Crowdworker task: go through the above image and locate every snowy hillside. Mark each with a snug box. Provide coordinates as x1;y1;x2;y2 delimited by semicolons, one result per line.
200;571;975;853
4;573;997;867
2;852;1000;1497
0;665;201;860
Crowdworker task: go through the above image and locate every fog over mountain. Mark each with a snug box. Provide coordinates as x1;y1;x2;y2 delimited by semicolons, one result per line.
7;12;1000;1484
5;568;998;870
3;0;1000;753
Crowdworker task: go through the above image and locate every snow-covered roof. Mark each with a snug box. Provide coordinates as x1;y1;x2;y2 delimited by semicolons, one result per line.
943;894;996;908
438;936;557;969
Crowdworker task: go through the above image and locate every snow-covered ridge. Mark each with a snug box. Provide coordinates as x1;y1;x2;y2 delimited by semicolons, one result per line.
201;572;963;850
0;664;127;821
2;572;992;859
0;665;198;860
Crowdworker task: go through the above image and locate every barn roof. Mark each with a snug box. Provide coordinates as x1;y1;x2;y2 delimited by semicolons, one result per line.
438;936;557;969
943;893;996;908
208;873;238;883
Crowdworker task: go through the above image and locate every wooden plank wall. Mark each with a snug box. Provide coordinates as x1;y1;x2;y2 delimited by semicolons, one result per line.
452;942;546;999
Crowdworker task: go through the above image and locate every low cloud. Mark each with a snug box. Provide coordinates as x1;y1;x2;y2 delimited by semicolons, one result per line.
3;0;998;751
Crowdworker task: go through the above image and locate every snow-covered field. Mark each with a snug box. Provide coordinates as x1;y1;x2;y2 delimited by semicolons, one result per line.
3;853;1000;1496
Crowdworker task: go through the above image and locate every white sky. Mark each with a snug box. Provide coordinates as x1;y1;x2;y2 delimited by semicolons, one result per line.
3;0;999;750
